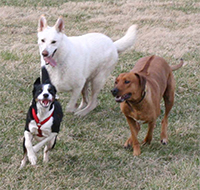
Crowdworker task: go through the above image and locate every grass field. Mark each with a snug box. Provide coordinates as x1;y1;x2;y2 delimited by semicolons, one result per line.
0;0;199;189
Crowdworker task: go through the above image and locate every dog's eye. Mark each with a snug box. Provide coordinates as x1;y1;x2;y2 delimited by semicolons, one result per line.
115;81;118;84
51;40;56;44
125;80;130;84
41;39;45;43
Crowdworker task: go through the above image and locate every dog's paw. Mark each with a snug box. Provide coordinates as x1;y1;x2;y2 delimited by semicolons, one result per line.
161;138;168;145
28;154;37;166
133;145;141;156
74;110;88;117
142;137;152;146
66;106;76;113
124;137;133;149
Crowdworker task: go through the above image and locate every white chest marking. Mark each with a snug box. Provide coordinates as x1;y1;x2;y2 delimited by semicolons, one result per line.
29;118;53;138
132;117;145;125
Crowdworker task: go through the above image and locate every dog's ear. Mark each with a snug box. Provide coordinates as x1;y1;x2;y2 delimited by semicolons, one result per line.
135;73;146;92
32;77;41;98
38;15;47;32
139;55;155;75
34;77;41;86
54;16;64;32
41;66;51;84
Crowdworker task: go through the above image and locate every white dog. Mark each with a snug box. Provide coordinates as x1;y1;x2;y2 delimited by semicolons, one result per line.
38;15;137;116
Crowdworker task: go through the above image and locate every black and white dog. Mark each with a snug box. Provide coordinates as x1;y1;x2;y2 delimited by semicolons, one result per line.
20;67;63;168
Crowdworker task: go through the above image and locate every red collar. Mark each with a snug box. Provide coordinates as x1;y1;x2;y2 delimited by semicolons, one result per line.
32;108;54;137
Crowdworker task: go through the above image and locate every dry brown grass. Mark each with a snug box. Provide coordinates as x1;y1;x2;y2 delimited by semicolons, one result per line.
0;0;199;189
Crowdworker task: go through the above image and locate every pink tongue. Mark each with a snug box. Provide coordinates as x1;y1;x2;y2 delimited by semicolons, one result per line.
43;100;49;105
44;56;57;67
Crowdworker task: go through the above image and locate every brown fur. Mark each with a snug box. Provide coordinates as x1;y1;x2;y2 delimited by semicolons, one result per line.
111;55;183;156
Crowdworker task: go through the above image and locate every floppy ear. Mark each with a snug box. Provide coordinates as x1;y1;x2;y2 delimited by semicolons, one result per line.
135;73;146;92
54;16;64;32
38;15;47;32
34;77;41;86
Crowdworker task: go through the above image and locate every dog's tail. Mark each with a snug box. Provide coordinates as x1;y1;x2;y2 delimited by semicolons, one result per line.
114;25;137;53
41;66;51;84
171;58;184;71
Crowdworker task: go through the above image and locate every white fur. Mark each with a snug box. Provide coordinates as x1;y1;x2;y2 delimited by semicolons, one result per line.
38;15;137;116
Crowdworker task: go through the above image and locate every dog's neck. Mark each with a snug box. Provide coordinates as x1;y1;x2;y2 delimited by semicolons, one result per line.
126;90;146;111
34;102;54;121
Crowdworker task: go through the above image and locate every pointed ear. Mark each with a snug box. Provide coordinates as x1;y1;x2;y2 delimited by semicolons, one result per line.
135;73;146;91
54;16;64;32
34;77;41;86
38;15;47;32
41;66;51;84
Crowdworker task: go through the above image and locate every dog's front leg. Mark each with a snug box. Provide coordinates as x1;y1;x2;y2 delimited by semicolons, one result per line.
33;133;57;153
125;116;141;156
24;131;37;166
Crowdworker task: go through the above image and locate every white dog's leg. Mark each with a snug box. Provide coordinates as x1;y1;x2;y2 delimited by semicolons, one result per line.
75;72;108;116
33;133;57;153
24;131;37;166
66;84;85;113
43;136;57;163
77;81;89;111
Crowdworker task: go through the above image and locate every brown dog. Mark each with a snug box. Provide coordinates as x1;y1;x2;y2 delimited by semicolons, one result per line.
111;55;183;156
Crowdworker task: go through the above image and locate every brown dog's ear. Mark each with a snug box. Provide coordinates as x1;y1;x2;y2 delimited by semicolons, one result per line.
54;16;64;32
135;73;146;92
38;15;47;32
140;55;155;75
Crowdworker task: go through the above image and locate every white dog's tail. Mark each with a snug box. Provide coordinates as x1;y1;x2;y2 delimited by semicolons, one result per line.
114;25;137;53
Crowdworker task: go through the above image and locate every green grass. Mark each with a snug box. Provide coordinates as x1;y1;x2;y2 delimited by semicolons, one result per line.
0;0;199;190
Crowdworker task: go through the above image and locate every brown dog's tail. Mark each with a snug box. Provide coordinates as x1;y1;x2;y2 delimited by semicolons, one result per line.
171;58;184;71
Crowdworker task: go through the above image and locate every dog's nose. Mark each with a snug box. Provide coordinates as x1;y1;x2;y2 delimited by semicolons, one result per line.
43;93;49;98
42;50;49;57
111;88;119;97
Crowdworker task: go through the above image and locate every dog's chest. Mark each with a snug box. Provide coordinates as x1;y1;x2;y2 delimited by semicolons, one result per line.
46;66;72;92
29;118;53;137
128;111;147;125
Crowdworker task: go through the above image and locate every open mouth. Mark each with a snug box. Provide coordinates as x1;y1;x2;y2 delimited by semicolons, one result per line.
43;49;57;67
115;93;132;103
39;99;52;108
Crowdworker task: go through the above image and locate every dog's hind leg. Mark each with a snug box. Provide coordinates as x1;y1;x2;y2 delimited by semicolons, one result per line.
161;75;175;145
43;136;57;163
20;137;28;169
142;121;156;145
77;81;89;111
75;72;108;116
